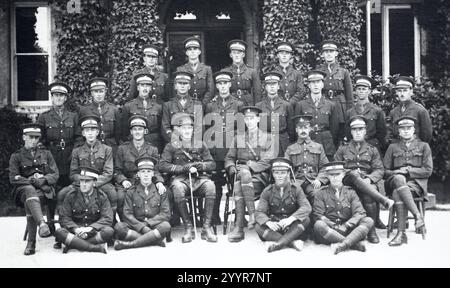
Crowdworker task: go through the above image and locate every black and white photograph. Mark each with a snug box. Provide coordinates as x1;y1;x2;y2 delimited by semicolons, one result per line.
0;0;449;270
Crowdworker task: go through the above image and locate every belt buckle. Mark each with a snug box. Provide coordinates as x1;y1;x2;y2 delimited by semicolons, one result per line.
328;90;334;99
237;89;242;97
60;139;66;150
193;93;198;100
100;131;105;140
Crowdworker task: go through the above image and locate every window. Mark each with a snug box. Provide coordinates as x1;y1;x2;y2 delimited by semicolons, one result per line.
12;2;52;105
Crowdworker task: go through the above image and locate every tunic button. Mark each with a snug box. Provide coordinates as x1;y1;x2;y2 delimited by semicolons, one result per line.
145;210;148;212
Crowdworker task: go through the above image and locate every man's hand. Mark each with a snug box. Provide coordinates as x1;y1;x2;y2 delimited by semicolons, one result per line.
265;221;281;232
193;162;204;172
156;182;166;195
395;167;408;175
122;180;132;189
334;224;348;235
279;216;296;230
362;178;372;185
189;167;198;174
312;179;322;189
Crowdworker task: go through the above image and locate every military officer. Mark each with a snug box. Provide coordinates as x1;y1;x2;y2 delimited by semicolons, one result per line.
9;123;58;255
79;77;120;153
114;156;170;250
121;73;163;152
256;71;295;156
295;70;343;160
255;158;311;253
285;115;329;205
176;37;214;105
383;116;431;246
204;71;244;224
159;113;217;243
221;40;262;106
313;162;374;255
114;115;166;221
127;44;169;103
387;76;432;143
58;115;117;220
161;71;203;144
55;166;113;254
334;116;394;243
224;106;276;242
273;41;305;105
316;40;353;119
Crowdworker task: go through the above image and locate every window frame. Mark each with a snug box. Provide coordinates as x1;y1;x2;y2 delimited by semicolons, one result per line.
11;1;53;106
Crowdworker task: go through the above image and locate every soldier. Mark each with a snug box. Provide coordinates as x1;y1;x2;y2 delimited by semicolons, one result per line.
204;71;244;224
313;162;374;255
159;113;217;243
345;75;387;150
127;44;169;103
273;41;305;105
334;116;394;243
9;123;58;255
58;115;117;221
295;70;343;160
221;39;262;106
176;37;214;105
255;158;311;253
285;115;329;205
316;40;353;119
383;116;431;246
79;77;121;153
55;166;113;254
387;76;432;143
114;115;166;221
256;71;295;156
225;106;276;242
114;156;170;250
121;73;163;152
161;71;203;144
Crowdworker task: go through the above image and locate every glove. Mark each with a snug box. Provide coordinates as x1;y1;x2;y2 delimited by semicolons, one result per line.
31;178;47;188
193;162;204;172
182;164;193;173
228;166;237;178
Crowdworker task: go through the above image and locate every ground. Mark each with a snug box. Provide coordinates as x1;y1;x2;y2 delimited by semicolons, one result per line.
1;208;450;268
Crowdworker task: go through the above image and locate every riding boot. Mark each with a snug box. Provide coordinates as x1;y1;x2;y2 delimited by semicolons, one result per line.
375;202;387;229
212;184;222;225
268;224;303;253
25;197;50;238
177;200;194;243
364;202;380;244
24;216;37;256
228;196;245;242
56;230;107;254
115;229;165;250
389;202;408;246
201;198;218;242
241;183;255;229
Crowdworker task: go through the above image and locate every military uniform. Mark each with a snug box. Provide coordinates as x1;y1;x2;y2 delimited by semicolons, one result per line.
274;64;305;105
128;66;169;103
176;63;214;105
221;63;262;106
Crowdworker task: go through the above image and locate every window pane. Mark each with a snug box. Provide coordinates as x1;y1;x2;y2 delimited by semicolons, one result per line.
389;9;414;76
16;7;49;53
17;55;48;101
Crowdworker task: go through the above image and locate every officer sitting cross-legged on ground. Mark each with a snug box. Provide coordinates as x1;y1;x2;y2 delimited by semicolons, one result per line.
55;166;114;254
313;161;374;255
114;156;170;250
255;158;311;253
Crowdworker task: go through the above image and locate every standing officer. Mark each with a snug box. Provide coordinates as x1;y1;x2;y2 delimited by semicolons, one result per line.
345;75;387;150
256;71;295;156
273;41;305;105
255;158;311;253
285;115;329;205
161;71;203;144
334;116;394;243
128;44;169;103
114;115;166;221
176;37;214;105
114;156;170;250
221;39;262;106
387;76;432;143
9;123;58;255
295;70;342;160
159;113;217;243
383;116;431;246
313;162;374;255
58;115;117;220
79;77;120;153
316;40;353;119
121;73;163;152
225;106;276;242
204;71;244;224
55;166;113;254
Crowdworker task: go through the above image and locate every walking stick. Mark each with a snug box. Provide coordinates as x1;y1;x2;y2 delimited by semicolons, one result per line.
188;172;198;240
227;173;238;235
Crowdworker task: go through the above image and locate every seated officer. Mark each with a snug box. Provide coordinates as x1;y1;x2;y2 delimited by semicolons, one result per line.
313;162;374;255
114;115;165;221
159;113;217;243
9;123;58;255
55;167;114;254
334;115;394;243
285;115;329;205
255;158;311;253
225;106;276;242
383;116;431;246
114;156;170;250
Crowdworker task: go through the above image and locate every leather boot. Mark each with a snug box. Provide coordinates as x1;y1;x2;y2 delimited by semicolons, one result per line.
177;200;194;243
24;241;36;256
388;231;408;246
228;197;245;242
25;197;51;238
364;203;380;244
415;216;426;234
268;224;303;253
375;203;387;229
389;203;408;247
201;198;218;242
212;185;222;225
24;216;37;256
68;236;107;253
115;230;165;250
331;242;349;255
350;241;366;252
242;183;256;229
344;172;387;204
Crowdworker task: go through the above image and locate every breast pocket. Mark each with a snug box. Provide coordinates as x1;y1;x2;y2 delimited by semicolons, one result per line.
132;202;144;217
393;151;406;168
93;152;106;171
45;123;59;140
411;150;424;166
147;111;160;130
103;116;115;135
